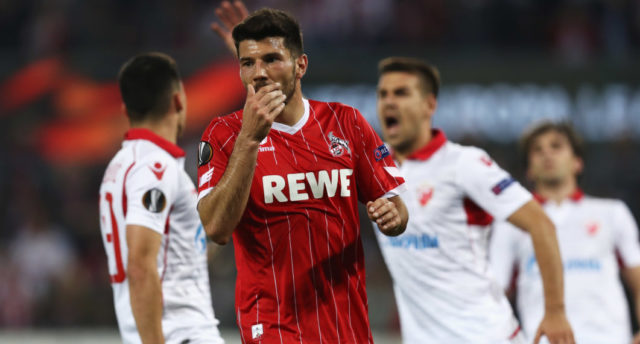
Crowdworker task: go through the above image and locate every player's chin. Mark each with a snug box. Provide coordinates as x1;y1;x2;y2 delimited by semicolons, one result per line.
382;133;400;146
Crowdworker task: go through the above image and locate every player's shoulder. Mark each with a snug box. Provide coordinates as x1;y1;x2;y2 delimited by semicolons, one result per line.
443;141;490;164
201;111;243;140
129;142;180;179
308;99;362;120
581;194;629;212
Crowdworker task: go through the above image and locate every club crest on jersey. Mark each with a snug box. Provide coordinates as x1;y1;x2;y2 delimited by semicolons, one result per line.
586;221;600;236
198;141;213;167
328;131;351;157
416;182;434;207
142;188;166;213
374;144;390;161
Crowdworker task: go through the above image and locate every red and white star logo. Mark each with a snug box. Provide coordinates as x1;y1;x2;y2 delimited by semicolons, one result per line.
480;156;493;167
417;183;434;207
586;221;600;236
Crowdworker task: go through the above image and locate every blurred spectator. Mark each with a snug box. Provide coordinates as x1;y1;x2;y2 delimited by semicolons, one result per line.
8;203;75;299
0;253;33;327
551;3;598;66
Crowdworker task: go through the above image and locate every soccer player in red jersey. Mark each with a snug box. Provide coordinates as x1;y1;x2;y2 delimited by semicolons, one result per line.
197;8;408;344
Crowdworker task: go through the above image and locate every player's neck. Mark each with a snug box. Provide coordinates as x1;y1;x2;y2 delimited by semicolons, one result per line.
535;177;578;204
395;123;433;165
130;118;178;144
275;89;304;126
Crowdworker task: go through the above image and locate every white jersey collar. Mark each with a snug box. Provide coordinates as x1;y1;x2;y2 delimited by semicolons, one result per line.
270;98;309;135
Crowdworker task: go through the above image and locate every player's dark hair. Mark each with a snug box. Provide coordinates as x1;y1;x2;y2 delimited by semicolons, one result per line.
118;52;181;123
232;8;303;58
519;121;585;170
378;57;441;97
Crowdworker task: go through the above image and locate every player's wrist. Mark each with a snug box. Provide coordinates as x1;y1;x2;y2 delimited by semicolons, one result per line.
236;132;262;149
543;302;566;314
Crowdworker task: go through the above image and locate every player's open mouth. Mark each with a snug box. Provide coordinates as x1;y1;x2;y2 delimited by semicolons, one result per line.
384;116;399;130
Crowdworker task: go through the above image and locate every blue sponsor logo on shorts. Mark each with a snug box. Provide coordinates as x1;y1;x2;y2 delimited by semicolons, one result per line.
374;144;390;161
491;177;515;195
388;233;439;250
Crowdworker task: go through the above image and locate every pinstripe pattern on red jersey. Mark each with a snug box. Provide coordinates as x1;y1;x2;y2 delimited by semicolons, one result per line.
308;103;342;342
263;215;284;344
303;208;323;341
285;212;304;344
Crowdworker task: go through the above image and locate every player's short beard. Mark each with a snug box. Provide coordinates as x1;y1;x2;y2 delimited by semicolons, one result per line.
390;138;414;155
252;65;296;103
282;65;297;104
537;175;565;189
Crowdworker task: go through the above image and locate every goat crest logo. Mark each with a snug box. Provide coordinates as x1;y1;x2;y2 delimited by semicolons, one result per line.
328;131;351;157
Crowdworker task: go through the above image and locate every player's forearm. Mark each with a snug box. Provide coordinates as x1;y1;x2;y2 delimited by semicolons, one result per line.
635;292;640;330
128;263;164;344
622;266;640;329
528;217;566;313
509;201;566;313
198;135;260;245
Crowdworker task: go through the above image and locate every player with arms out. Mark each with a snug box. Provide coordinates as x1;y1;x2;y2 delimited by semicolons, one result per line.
197;8;408;344
490;122;640;344
98;53;224;344
373;57;574;344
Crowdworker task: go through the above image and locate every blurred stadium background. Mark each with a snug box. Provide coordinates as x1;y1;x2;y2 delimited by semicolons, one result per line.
1;0;640;342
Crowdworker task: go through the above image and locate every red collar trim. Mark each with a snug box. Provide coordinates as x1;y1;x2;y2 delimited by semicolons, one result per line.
124;128;185;158
405;129;447;161
533;189;584;204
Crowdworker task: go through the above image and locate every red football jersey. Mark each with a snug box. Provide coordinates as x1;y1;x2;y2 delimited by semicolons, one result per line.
198;99;405;343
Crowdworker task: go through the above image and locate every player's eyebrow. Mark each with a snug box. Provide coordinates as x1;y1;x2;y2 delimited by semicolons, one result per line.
261;52;283;60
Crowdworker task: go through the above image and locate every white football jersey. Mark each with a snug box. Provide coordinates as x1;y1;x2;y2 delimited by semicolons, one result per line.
375;129;532;343
490;191;640;344
99;129;223;344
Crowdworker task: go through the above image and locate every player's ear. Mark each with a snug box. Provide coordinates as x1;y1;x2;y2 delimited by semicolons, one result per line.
423;93;437;120
172;89;185;114
573;156;584;175
295;54;308;79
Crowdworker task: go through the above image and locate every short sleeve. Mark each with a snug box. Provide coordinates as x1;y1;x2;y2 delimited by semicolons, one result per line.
489;221;523;290
456;147;531;221
125;156;177;234
346;106;405;203
612;201;640;268
197;118;234;202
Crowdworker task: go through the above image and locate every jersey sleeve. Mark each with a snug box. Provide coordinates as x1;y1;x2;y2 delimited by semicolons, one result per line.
125;155;178;234
346;106;405;203
197;118;233;202
489;221;522;290
612;201;640;268
456;147;532;221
